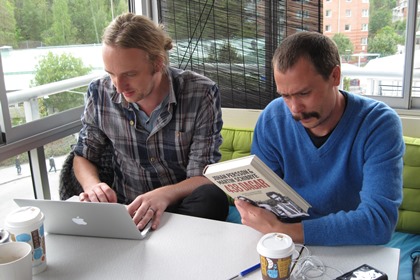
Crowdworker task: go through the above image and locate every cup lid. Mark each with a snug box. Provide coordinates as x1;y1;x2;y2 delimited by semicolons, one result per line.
257;233;295;259
5;206;44;229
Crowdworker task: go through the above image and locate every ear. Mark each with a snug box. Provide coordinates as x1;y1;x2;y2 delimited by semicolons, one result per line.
153;58;164;74
330;65;341;86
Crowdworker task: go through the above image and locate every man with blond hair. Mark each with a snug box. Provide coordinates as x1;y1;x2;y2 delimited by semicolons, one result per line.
73;13;228;230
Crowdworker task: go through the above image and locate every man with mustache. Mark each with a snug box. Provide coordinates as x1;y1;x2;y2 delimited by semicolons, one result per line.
235;32;405;246
73;13;228;231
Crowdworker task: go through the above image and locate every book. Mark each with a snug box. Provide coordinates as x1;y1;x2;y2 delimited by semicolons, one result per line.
203;155;311;219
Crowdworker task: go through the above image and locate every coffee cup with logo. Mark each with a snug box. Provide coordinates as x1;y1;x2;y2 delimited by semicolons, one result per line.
257;232;295;280
0;241;32;280
5;206;47;274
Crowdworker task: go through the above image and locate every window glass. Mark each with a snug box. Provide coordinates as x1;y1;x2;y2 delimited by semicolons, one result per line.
1;0;128;128
346;10;351;17
0;134;77;228
161;0;323;109
0;153;33;228
412;14;420;98
324;0;408;101
362;23;368;31
325;25;331;32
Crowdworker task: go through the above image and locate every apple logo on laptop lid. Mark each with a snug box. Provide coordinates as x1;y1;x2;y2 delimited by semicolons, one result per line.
72;216;87;225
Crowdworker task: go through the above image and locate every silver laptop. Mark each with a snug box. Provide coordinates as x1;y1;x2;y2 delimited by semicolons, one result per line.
13;198;152;240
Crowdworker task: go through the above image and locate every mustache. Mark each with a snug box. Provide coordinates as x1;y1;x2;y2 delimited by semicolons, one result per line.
292;112;320;121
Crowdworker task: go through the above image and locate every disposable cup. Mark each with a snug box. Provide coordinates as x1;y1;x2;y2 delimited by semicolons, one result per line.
5;206;47;275
257;233;295;280
0;241;32;280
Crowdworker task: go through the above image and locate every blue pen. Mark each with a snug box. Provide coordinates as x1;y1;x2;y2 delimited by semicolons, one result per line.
228;263;261;280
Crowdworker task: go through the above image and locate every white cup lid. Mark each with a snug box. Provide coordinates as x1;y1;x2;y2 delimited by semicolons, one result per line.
257;232;295;259
5;206;44;229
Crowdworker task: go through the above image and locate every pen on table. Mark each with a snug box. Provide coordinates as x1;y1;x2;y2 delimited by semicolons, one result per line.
228;263;261;280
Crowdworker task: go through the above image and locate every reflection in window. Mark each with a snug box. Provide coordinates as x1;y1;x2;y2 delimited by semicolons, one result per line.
160;0;322;109
1;0;128;127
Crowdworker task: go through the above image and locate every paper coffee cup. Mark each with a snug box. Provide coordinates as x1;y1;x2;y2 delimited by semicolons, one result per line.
257;233;295;280
0;241;32;280
5;206;47;275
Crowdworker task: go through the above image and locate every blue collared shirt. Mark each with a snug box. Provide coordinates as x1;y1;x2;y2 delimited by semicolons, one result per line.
74;67;223;203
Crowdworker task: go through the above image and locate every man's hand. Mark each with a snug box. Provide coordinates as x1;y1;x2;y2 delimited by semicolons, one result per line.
234;198;304;243
79;183;117;203
235;197;279;233
127;188;172;231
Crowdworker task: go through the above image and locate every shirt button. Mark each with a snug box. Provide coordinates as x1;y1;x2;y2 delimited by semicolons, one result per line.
150;157;155;162
129;120;134;126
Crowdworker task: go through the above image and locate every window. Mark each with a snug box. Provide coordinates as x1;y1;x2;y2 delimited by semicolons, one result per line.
344;24;351;31
361;38;368;45
0;0;129;201
346;10;351;17
297;10;310;19
326;10;332;17
362;9;369;17
160;0;323;109
325;25;332;32
362;23;368;31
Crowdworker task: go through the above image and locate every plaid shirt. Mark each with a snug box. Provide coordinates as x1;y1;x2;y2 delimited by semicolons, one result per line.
74;67;223;203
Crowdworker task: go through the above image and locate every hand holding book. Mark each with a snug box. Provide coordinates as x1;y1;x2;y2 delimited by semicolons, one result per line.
203;155;311;219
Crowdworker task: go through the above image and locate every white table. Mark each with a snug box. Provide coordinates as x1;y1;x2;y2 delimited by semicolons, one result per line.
33;212;399;280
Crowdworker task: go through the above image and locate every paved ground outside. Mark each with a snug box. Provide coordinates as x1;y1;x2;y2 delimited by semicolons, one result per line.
0;155;67;228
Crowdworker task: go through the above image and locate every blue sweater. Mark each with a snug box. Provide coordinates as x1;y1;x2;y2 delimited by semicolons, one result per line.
251;91;404;245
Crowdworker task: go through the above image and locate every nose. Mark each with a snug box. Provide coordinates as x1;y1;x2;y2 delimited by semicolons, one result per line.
288;97;304;114
112;76;127;93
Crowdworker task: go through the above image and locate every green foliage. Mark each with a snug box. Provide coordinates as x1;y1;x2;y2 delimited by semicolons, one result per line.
368;26;403;57
13;0;49;44
12;0;128;47
332;33;354;58
0;0;17;47
343;77;350;91
369;0;395;38
393;19;406;42
207;42;242;63
42;0;77;45
31;52;92;115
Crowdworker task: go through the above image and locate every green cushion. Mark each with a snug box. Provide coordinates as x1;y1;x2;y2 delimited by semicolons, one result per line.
220;127;254;162
220;127;254;205
396;136;420;234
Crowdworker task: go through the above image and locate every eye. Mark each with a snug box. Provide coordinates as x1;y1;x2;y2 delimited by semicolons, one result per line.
279;93;291;100
298;92;310;98
124;72;137;77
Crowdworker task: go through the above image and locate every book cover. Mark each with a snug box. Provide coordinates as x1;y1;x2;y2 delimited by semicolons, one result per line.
203;155;311;219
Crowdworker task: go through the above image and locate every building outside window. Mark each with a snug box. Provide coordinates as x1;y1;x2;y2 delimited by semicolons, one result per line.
346;9;352;17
